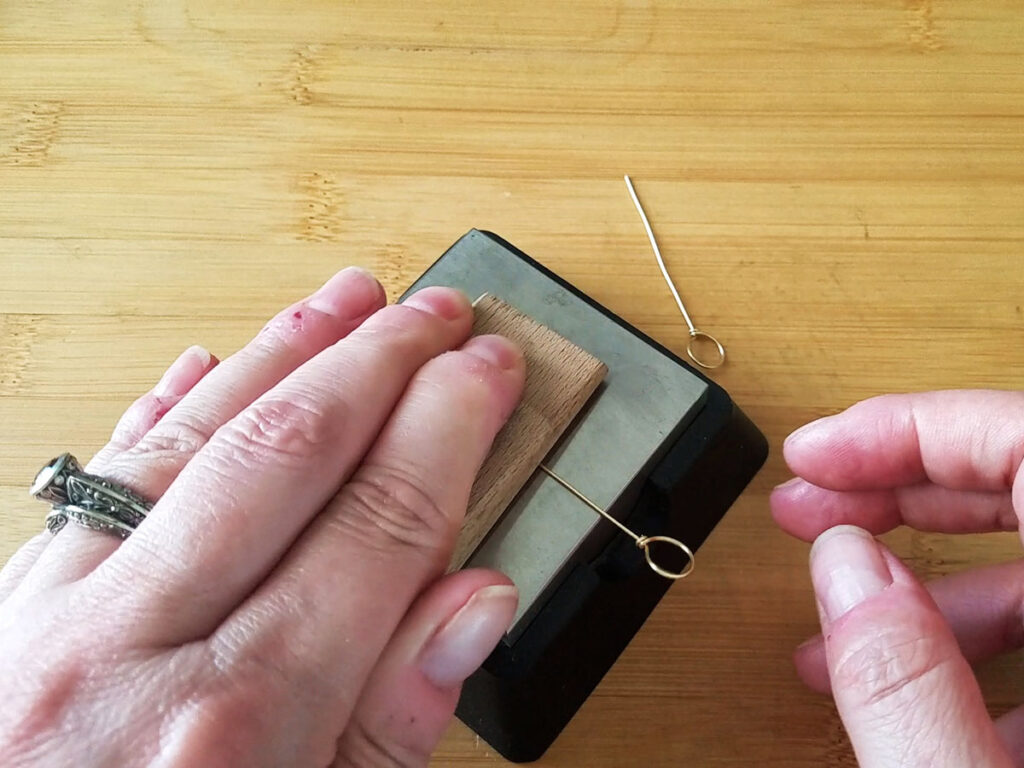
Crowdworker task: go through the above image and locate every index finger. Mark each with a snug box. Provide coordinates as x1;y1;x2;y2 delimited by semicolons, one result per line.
783;390;1024;496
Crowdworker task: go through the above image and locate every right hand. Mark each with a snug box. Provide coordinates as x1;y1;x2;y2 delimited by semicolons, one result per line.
771;390;1024;767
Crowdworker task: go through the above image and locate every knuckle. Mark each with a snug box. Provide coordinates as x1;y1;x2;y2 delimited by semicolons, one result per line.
128;416;214;463
356;304;441;352
400;351;514;431
256;303;320;348
434;347;501;383
162;680;278;767
0;619;102;756
216;394;340;469
435;350;511;405
831;626;953;710
334;463;452;561
213;594;322;696
102;415;215;485
106;392;156;444
4;654;81;733
335;718;423;768
204;637;340;766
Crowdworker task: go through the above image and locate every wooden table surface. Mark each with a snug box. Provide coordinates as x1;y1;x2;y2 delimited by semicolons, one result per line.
2;1;1023;765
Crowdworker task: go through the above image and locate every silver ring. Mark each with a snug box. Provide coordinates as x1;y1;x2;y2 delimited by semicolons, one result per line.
32;453;152;538
45;505;137;540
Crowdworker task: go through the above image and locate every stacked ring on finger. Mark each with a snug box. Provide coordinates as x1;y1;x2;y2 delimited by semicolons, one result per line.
31;452;153;539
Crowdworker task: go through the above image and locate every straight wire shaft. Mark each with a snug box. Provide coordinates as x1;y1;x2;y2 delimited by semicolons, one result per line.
623;175;696;334
537;464;694;580
538;464;640;543
623;175;726;370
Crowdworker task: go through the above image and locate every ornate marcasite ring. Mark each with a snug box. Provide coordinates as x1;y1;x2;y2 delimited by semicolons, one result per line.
44;505;137;540
31;453;153;537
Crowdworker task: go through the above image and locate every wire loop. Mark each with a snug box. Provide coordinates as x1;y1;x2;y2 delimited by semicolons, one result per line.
686;329;726;369
636;535;695;580
539;464;696;582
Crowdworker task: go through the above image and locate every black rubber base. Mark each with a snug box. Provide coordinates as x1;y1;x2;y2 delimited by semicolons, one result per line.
406;231;769;762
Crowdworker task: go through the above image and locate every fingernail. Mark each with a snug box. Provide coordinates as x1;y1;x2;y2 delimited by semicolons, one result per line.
810;526;892;622
796;634;823;652
307;267;384;319
155;346;212;398
402;286;470;321
418;585;518;689
773;476;803;491
784;417;832;449
461;335;522;371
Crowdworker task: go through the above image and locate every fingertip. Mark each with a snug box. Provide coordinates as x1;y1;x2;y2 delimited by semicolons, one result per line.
393;569;517;659
782;418;862;489
782;424;831;483
771;476;808;515
460;334;524;373
407;336;522;439
455;566;517;592
1014;470;1024;528
770;479;840;542
423;568;517;610
417;579;518;690
810;525;893;624
307;266;386;319
771;482;903;542
154;345;216;398
402;286;472;323
783;416;831;452
793;636;831;694
183;344;213;369
809;523;875;557
769;478;813;534
773;476;804;492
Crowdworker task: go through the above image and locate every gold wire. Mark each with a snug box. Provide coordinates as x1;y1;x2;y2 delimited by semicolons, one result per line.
624;174;726;370
537;464;695;580
538;464;640;542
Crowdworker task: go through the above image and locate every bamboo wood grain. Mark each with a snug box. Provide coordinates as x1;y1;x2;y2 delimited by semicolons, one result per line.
449;295;607;571
2;1;1023;765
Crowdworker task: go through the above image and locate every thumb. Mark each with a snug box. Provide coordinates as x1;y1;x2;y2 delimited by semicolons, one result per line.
333;569;517;767
811;526;1013;768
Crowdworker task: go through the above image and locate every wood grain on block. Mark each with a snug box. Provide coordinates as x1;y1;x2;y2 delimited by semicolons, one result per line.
449;294;608;571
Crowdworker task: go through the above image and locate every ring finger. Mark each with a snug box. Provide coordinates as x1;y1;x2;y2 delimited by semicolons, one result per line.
26;267;386;588
11;345;217;596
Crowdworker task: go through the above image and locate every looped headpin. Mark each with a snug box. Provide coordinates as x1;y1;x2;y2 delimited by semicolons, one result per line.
624;175;726;370
635;535;695;580
538;464;695;582
685;329;726;370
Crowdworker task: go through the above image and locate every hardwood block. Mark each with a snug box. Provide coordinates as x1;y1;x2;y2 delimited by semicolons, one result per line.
449;295;608;571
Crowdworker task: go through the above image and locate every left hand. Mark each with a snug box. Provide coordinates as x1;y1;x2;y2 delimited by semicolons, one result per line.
0;267;525;767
